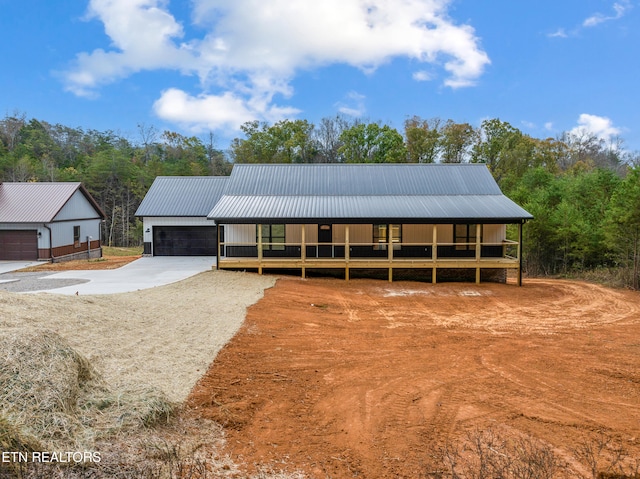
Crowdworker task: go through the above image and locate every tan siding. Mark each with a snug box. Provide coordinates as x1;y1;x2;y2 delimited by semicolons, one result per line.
483;224;506;244
436;224;453;243
403;224;433;243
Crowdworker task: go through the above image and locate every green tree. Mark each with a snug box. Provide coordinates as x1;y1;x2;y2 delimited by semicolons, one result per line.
339;122;406;163
404;116;441;163
605;166;640;289
230;120;316;163
440;120;475;163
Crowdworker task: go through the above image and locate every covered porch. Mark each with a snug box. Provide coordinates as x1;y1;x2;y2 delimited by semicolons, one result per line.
216;222;525;285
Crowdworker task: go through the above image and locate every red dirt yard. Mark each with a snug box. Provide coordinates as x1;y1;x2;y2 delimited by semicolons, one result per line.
188;277;640;478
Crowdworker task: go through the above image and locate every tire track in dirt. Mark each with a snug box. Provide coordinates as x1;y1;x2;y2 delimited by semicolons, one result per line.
187;277;640;479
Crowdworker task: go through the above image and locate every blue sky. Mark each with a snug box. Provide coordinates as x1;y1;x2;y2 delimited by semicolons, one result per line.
1;0;638;152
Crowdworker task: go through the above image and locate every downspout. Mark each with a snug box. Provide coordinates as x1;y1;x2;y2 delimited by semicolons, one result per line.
43;224;54;261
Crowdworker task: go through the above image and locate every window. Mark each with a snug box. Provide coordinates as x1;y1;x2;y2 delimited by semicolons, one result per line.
74;226;81;248
257;224;285;251
373;224;401;250
454;224;481;250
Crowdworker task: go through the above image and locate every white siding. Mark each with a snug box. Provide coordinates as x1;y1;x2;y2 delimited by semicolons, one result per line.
224;224;256;245
49;220;101;248
54;190;101;221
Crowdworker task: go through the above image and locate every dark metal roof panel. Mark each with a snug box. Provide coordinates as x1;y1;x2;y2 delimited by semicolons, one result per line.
227;164;502;196
0;182;102;223
208;195;534;222
135;176;229;217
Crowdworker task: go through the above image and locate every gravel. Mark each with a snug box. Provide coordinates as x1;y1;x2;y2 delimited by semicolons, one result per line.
0;272;88;293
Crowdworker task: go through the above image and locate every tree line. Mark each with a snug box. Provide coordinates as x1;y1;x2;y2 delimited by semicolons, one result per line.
1;112;639;288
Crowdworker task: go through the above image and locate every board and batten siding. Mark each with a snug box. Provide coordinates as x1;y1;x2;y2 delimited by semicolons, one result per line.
223;224;256;247
223;223;506;248
53;190;102;221
0;220;101;250
49;219;101;248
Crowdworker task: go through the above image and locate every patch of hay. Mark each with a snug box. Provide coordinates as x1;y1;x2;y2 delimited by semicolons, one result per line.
0;329;174;451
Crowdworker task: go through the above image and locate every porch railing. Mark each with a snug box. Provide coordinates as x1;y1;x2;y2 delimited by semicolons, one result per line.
220;240;519;261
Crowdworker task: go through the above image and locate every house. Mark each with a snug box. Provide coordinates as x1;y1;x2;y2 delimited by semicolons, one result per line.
135;176;229;256
0;182;105;262
208;164;533;284
135;164;533;284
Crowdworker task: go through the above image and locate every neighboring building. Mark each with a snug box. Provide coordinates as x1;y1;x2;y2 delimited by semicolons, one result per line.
0;182;105;262
208;164;533;284
135;164;533;284
135;176;229;256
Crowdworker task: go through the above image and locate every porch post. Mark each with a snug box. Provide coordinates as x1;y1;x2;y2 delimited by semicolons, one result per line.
345;225;350;281
216;223;220;270
257;224;263;275
518;222;523;287
475;223;482;284
432;225;437;284
388;225;393;282
301;224;306;279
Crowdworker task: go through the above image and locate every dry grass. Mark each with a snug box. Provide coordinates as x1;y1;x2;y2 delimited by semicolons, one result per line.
0;270;302;478
0;270;277;403
0;329;174;451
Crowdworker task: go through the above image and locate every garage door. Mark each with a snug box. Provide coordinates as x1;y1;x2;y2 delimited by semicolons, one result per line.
153;226;217;256
0;230;38;260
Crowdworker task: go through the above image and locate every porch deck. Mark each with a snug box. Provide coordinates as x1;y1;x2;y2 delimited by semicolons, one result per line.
217;239;522;284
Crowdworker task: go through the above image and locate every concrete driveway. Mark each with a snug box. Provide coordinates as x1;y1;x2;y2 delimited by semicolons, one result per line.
0;261;42;274
2;257;216;295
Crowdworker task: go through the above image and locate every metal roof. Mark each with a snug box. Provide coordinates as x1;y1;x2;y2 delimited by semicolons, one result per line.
135;176;229;217
0;182;105;223
208;195;532;223
207;164;533;223
226;163;503;195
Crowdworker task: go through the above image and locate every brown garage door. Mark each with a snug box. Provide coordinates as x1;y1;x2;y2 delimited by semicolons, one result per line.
0;230;38;260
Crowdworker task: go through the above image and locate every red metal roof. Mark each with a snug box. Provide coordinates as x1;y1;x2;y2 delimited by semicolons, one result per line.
0;182;105;223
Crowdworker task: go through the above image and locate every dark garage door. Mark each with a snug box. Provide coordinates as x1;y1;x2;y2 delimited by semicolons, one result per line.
153;226;217;256
0;230;38;260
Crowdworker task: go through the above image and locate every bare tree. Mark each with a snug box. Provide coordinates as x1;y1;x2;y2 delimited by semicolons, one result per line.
0;111;27;152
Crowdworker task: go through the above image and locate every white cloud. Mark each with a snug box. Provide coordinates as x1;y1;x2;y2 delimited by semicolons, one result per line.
548;1;631;40
412;70;432;82
152;88;301;132
544;122;554;131
63;0;195;96
547;28;568;38
583;0;632;27
335;91;366;117
570;114;621;141
63;0;490;130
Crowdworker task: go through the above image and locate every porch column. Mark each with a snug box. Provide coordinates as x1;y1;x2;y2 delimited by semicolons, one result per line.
388;225;393;282
432;225;437;284
301;224;306;279
475;223;482;284
518;222;523;287
216;223;220;270
345;225;350;281
257;224;263;275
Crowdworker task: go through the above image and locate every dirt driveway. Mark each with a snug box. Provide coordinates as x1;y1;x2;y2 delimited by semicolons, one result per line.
188;278;640;478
